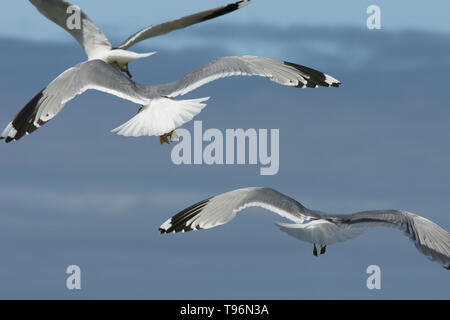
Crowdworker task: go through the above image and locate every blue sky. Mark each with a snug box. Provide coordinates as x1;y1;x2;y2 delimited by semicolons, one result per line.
0;1;449;299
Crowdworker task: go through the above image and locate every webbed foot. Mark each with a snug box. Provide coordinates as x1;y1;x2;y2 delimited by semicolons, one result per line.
159;130;178;144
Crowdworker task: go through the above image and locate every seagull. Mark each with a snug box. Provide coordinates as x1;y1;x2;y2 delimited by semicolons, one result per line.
159;187;450;269
0;56;340;144
29;0;251;77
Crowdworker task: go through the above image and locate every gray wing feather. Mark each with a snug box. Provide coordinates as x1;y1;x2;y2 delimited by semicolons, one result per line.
29;0;111;58
159;187;318;233
152;56;341;98
334;210;450;269
1;60;147;142
116;0;251;50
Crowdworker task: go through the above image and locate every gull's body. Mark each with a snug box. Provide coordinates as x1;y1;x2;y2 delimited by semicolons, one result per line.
159;187;450;269
1;56;340;142
30;0;251;76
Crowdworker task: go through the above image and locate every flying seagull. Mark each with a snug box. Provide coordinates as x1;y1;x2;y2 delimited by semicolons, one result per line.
29;0;251;77
0;56;340;144
159;187;450;269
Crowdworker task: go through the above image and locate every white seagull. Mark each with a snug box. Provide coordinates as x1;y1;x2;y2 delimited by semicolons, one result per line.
0;56;340;143
159;187;450;269
29;0;251;77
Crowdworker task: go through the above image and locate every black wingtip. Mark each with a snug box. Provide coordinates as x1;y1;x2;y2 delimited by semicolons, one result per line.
236;0;252;7
161;198;211;234
200;0;250;23
6;89;46;143
283;61;341;88
5;137;14;143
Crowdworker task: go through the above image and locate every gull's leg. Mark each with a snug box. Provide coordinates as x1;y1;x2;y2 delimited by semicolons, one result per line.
313;243;318;257
160;130;176;144
121;63;132;78
160;134;170;145
320;245;326;255
160;130;179;144
111;61;132;78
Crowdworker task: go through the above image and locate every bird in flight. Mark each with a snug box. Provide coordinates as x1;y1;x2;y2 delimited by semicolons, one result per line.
159;187;450;269
29;0;251;77
0;56;340;144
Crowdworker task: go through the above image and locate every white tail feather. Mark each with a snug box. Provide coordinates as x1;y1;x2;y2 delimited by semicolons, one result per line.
276;220;363;245
111;97;209;137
